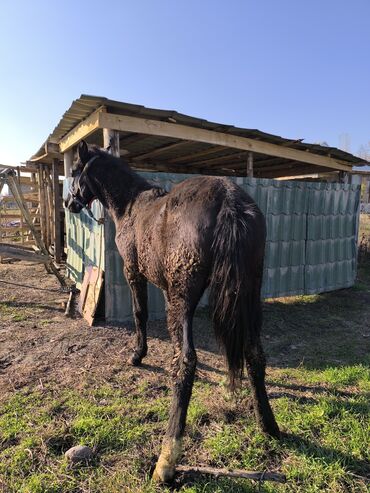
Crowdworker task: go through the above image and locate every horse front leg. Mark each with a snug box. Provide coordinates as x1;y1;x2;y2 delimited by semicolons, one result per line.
153;300;197;483
127;276;148;366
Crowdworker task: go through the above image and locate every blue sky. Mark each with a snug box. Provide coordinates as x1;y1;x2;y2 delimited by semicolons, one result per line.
0;0;369;165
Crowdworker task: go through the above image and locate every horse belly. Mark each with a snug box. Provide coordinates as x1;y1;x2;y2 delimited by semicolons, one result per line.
137;233;168;290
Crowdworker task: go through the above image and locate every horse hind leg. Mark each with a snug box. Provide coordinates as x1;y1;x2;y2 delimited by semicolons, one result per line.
245;334;280;438
153;296;198;483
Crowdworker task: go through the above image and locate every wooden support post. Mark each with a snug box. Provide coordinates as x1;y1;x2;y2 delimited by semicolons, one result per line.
103;128;120;157
64;149;73;178
52;158;62;263
339;171;349;184
16;167;24;244
45;167;53;249
247;152;254;177
38;165;47;247
101;128;120;323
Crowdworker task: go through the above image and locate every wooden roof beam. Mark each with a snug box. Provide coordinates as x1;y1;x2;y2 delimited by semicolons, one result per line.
254;156;285;167
254;161;302;174
260;165;331;179
59;110;353;172
131;140;192;161
97;112;353;171
119;133;150;147
167;145;229;164
193;151;248;167
59;106;105;153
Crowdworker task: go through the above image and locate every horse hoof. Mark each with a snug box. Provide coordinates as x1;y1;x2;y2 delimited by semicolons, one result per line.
152;438;182;483
128;353;142;366
152;463;175;484
263;423;280;439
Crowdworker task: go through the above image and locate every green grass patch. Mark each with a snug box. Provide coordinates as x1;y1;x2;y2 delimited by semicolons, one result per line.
0;300;45;322
0;367;368;492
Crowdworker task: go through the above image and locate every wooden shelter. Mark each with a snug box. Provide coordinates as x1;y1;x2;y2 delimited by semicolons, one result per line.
30;95;366;182
25;95;369;322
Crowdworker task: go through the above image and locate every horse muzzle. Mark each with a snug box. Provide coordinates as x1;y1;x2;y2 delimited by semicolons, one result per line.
64;196;84;213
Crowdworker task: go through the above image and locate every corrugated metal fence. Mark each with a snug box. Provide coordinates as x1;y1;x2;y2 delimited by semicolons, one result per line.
64;175;360;322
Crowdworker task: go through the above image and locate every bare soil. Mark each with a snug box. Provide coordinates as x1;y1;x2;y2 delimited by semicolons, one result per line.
0;259;369;401
0;262;225;399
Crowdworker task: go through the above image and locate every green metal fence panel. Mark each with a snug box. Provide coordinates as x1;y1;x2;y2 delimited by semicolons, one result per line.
240;178;309;298
304;182;360;294
63;179;105;288
64;175;360;323
104;215;166;322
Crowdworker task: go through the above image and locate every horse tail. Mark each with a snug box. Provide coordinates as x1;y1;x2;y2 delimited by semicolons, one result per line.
209;188;265;391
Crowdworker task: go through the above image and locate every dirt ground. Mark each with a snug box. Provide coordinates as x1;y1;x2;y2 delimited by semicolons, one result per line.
0;259;369;400
0;262;226;399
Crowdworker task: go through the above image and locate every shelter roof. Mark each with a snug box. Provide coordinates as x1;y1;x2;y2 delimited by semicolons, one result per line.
29;94;368;178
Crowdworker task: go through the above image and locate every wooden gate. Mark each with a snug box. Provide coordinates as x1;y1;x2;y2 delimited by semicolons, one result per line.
0;163;63;263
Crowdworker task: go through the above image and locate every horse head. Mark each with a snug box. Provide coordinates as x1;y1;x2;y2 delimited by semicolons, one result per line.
64;141;100;213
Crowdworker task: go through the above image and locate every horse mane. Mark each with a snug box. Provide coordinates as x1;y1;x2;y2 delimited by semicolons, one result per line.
89;145;128;166
88;145;140;180
86;144;167;214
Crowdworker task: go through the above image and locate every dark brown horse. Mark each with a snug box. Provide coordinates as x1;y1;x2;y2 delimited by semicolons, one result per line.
65;141;279;482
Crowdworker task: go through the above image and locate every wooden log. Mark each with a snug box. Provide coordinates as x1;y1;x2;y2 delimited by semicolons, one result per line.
176;465;287;484
44;141;61;156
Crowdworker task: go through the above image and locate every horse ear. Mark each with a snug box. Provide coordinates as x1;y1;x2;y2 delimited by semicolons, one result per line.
78;140;89;165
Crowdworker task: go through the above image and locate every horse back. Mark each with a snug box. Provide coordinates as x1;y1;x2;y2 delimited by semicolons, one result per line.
132;176;263;290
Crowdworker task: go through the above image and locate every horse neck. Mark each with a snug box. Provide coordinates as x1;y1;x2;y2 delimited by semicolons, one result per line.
91;158;152;222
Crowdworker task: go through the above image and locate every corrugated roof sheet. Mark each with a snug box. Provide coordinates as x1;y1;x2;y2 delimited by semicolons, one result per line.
30;94;367;169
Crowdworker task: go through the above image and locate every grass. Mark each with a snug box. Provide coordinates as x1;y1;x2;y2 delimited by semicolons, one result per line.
0;302;29;322
0;359;368;492
0;300;45;323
